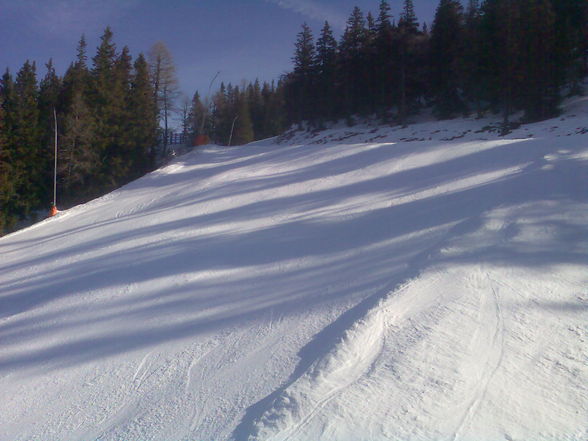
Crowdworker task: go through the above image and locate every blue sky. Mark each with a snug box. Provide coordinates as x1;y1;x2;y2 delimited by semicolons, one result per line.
0;0;438;101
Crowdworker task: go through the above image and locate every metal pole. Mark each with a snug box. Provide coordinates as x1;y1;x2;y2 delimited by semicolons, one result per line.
228;115;238;146
199;71;220;134
53;108;58;208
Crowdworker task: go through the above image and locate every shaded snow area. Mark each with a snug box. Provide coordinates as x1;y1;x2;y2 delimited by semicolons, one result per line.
1;97;587;441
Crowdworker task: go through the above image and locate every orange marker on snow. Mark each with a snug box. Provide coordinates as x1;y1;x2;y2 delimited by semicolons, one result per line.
49;205;58;217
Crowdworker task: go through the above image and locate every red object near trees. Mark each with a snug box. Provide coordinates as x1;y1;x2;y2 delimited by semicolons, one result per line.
194;134;210;146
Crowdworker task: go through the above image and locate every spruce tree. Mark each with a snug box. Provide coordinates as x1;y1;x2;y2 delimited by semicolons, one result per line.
479;0;524;131
109;45;134;184
287;23;316;124
375;0;396;115
0;94;16;233
315;21;338;122
429;0;466;119
340;7;369;117
463;0;484;116
550;0;587;95
59;86;98;202
231;91;254;145
13;61;43;217
128;53;157;178
38;60;62;205
188;91;206;140
519;0;558;121
399;0;419;33
90;27;118;189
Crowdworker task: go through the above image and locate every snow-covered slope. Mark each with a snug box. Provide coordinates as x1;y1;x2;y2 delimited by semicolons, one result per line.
1;98;587;441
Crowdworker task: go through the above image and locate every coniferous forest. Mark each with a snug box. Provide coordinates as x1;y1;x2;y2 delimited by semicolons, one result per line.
1;0;587;235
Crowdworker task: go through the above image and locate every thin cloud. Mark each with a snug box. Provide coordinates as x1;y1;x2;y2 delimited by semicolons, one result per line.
1;0;139;37
265;0;346;29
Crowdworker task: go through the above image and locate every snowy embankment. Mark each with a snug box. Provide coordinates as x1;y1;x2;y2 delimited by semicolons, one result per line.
1;97;587;441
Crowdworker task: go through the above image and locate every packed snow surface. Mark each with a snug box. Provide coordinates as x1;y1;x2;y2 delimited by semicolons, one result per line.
1;99;587;441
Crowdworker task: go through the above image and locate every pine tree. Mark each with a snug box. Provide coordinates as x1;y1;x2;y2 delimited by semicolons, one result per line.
463;0;484;116
59;37;97;203
479;0;524;131
340;7;369;117
261;80;285;138
59;86;98;202
287;23;316;124
550;0;588;95
375;0;396;115
188;91;206;140
315;21;338;122
108;45;134;184
429;0;466;119
90;27;118;188
13;61;43;217
38;59;62;206
399;0;419;33
231;91;254;145
396;0;424;125
0;93;16;233
247;79;264;138
127;53;157;177
519;0;558;121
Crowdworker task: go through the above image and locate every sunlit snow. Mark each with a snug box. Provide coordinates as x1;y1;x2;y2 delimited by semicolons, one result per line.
1;96;587;441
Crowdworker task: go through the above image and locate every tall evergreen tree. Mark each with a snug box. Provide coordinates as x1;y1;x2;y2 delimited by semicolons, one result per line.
58;85;98;202
429;0;466;118
127;53;157;177
38;59;62;206
13;61;43;216
549;0;588;95
479;0;523;131
286;23;316;124
463;0;484;116
108;45;134;184
188;91;207;139
231;90;254;145
315;21;339;122
399;0;419;33
375;0;396;115
339;7;369;117
0;93;16;233
90;26;118;188
519;0;558;121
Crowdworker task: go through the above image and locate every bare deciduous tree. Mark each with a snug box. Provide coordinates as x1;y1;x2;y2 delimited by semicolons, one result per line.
147;41;179;154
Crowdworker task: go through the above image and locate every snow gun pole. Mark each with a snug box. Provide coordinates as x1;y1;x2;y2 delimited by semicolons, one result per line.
228;115;238;147
50;108;58;217
200;71;220;134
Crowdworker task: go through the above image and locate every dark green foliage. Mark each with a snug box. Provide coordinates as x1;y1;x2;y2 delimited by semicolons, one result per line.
231;92;255;146
339;7;369;116
429;0;466;118
399;0;419;33
1;2;587;235
0;93;17;233
286;23;316;124
280;0;586;128
127;54;158;178
518;0;558;121
207;80;285;145
0;28;158;235
315;21;338;122
13;61;43;218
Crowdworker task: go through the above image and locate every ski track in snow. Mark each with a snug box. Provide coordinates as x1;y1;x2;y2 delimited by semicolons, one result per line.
1;94;588;441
